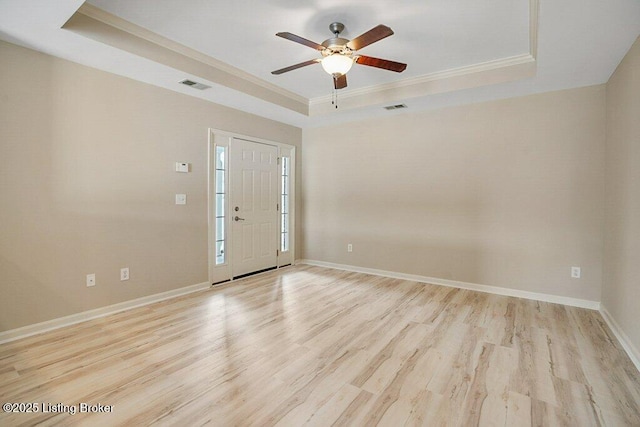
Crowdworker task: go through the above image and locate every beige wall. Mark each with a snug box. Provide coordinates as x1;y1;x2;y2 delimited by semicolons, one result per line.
603;37;640;353
303;85;606;301
4;33;636;339
0;41;301;331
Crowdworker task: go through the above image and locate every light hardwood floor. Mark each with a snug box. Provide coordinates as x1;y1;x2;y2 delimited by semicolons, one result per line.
1;265;639;426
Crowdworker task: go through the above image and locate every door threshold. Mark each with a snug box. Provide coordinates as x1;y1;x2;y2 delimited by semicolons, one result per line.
233;266;277;280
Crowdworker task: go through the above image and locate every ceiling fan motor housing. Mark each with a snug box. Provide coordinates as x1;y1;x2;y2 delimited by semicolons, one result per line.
321;38;352;56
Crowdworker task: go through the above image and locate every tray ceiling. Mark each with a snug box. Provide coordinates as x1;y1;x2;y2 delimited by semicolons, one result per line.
0;0;638;127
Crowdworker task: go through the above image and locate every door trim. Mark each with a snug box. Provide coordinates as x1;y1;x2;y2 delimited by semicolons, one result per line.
207;128;296;284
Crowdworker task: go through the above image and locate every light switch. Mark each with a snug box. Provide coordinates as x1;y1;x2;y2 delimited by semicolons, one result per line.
175;194;187;205
571;266;581;279
175;162;190;173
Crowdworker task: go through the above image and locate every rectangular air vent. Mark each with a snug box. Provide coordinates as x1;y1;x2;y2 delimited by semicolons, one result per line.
179;79;211;90
383;104;408;110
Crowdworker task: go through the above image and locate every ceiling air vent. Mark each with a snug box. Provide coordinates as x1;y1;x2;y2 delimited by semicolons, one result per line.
179;79;211;90
383;104;408;110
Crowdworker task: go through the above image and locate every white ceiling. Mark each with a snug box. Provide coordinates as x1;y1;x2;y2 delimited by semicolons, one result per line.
87;0;530;99
0;0;639;128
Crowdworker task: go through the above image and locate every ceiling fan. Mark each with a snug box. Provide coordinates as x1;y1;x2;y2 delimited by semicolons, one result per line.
271;22;407;90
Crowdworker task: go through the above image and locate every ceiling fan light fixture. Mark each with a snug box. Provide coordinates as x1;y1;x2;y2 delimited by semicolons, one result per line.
272;22;406;93
321;53;353;76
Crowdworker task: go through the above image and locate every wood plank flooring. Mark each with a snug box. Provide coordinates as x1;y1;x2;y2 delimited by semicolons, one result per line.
1;265;639;426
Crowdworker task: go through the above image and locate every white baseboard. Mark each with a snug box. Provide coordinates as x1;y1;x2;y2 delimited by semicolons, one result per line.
0;281;211;344
599;306;640;372
5;263;638;374
297;259;640;372
296;259;601;310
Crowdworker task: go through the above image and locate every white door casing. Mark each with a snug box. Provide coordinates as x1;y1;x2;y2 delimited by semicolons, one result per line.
229;138;278;277
208;130;294;284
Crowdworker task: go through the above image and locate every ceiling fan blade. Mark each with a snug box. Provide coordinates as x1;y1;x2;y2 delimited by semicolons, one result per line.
346;25;394;51
333;74;347;90
355;55;407;73
271;59;320;75
276;32;325;50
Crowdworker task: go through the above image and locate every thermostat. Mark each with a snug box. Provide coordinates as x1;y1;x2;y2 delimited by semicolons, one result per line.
175;162;190;173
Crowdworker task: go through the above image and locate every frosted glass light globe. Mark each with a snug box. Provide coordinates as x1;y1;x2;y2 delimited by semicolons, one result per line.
321;54;353;75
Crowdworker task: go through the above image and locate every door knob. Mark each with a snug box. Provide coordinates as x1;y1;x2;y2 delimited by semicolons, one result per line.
234;216;245;221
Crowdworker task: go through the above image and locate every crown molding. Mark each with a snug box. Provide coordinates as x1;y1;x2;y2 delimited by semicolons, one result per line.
309;0;539;115
529;0;539;59
309;54;535;107
68;0;539;119
72;3;308;111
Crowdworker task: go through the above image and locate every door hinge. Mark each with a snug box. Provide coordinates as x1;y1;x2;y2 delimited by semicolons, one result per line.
277;157;281;165
276;249;279;256
277;203;279;211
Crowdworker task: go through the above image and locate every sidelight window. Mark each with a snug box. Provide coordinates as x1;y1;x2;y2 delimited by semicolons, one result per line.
280;156;290;252
215;146;226;265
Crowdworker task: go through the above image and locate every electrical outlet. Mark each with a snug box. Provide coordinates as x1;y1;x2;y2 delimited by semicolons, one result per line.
347;243;353;252
120;267;129;281
175;194;187;205
571;266;581;279
86;274;96;287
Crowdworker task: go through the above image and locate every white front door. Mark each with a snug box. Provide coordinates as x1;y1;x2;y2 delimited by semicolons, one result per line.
230;138;279;277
